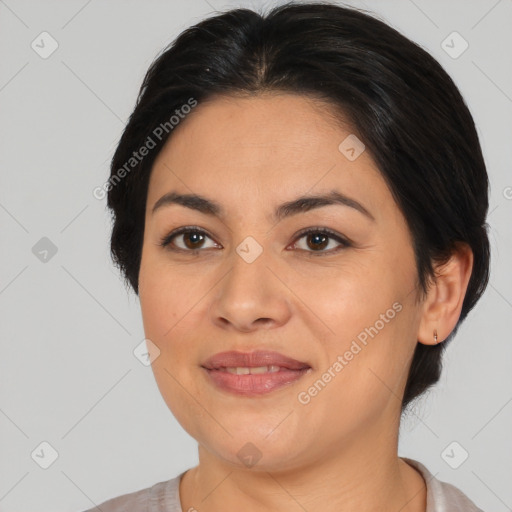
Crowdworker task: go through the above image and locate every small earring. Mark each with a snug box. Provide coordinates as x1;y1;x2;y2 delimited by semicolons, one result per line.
433;329;438;344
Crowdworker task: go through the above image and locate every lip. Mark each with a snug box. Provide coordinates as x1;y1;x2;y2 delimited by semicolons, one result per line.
202;350;310;371
201;350;311;397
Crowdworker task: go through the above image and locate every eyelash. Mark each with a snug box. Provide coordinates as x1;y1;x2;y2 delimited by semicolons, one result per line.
158;225;351;256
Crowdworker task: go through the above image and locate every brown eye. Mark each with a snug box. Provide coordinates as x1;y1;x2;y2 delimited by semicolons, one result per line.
305;232;329;251
292;228;350;255
181;231;206;250
159;227;218;252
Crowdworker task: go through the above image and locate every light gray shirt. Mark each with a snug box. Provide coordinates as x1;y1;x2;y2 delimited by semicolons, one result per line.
82;457;485;511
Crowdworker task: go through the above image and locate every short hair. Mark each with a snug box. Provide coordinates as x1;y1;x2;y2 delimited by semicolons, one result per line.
106;2;490;413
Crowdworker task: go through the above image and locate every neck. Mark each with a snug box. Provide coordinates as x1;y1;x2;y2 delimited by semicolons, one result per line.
179;418;426;512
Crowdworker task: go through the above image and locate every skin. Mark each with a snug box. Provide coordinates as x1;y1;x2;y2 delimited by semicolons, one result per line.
138;93;473;512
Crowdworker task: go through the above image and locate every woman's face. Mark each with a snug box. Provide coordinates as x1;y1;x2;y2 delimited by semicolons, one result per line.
138;93;425;471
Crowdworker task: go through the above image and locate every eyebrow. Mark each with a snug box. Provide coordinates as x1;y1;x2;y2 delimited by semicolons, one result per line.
151;190;375;222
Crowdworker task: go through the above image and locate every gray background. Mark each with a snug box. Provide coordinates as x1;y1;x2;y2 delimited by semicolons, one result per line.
0;0;510;511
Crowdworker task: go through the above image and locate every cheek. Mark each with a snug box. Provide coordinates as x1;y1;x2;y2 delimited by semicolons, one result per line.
138;250;213;371
139;252;197;333
299;260;419;402
290;259;401;334
139;263;208;438
327;298;419;408
298;312;416;442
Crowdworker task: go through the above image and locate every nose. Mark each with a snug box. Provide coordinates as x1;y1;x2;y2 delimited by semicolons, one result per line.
208;247;292;333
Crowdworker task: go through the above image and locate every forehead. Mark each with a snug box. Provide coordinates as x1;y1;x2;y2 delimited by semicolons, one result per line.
148;93;390;220
156;92;352;159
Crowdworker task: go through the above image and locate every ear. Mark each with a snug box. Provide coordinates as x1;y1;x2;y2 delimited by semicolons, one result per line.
417;243;474;345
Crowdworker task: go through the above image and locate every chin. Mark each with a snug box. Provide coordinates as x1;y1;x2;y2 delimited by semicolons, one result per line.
200;432;308;472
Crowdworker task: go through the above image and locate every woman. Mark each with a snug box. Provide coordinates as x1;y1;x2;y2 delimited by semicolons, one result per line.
85;2;490;511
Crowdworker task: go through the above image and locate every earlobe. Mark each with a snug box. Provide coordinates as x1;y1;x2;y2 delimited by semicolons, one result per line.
417;243;474;346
